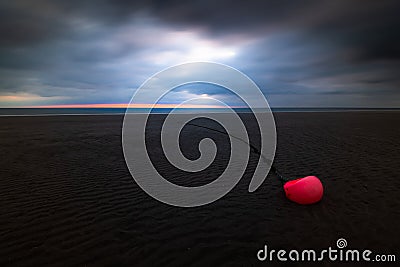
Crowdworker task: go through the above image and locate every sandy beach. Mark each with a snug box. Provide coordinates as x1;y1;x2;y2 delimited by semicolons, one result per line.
0;112;399;266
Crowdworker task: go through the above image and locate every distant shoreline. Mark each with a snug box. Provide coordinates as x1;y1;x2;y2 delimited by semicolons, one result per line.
0;108;400;117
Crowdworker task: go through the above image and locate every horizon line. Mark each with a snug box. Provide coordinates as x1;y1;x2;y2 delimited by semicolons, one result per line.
0;103;248;109
0;104;399;109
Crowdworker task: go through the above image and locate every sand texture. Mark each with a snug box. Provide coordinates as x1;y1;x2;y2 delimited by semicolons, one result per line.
0;112;399;266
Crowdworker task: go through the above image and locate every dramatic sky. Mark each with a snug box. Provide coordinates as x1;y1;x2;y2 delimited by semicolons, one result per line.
0;0;399;107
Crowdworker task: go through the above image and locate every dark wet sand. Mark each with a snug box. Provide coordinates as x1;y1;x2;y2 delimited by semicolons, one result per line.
0;112;399;266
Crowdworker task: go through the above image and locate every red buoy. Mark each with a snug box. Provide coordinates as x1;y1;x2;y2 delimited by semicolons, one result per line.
283;176;323;205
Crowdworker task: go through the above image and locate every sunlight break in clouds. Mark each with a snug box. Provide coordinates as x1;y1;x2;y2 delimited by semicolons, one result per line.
143;30;238;65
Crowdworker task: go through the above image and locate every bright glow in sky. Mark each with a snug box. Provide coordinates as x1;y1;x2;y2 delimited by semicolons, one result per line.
186;46;236;61
144;29;239;65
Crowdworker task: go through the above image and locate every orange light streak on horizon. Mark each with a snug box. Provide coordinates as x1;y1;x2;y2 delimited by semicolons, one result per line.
14;103;243;109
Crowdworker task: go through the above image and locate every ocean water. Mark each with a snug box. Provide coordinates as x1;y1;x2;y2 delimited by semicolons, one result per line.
0;107;399;116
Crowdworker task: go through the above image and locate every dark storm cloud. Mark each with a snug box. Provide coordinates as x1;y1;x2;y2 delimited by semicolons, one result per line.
1;0;399;55
0;0;306;47
0;0;399;107
105;0;400;62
